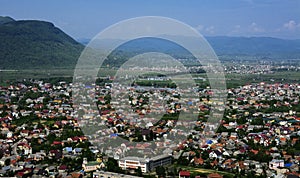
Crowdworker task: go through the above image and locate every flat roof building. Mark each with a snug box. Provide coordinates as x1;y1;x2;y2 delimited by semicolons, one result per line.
118;154;172;173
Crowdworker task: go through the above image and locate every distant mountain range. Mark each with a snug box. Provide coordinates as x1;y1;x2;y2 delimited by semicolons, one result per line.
0;16;300;70
206;36;300;59
0;16;83;69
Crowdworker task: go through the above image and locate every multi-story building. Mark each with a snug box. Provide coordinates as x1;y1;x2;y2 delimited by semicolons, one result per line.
118;156;148;173
118;154;172;173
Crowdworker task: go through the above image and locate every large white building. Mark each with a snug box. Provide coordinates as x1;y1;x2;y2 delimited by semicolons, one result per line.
118;154;172;173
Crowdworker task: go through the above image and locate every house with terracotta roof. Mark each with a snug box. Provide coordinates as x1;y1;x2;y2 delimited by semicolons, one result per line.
207;173;223;178
58;165;68;173
179;170;190;178
193;157;204;165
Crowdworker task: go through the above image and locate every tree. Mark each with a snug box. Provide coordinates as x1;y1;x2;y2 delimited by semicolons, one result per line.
106;157;122;173
237;116;247;124
5;158;10;166
0;150;3;159
177;157;190;165
136;167;142;176
201;151;209;160
155;166;166;177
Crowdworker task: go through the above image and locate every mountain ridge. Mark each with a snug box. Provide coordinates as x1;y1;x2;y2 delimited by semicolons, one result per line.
0;17;84;69
206;36;300;58
0;16;15;25
78;36;300;60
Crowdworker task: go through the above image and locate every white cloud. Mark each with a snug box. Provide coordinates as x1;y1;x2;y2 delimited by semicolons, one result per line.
235;25;241;29
232;25;241;33
195;24;215;35
195;24;204;31
242;0;254;4
227;25;242;36
249;22;265;33
283;20;300;31
205;26;215;34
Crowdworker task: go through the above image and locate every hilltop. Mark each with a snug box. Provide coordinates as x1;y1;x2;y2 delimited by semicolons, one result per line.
0;16;15;25
0;16;84;69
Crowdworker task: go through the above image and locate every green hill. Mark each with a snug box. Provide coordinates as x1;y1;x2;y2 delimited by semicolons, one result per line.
0;17;84;69
0;16;15;25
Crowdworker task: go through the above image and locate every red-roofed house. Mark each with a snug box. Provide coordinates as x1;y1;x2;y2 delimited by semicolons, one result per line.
207;173;223;178
58;165;68;173
179;170;190;178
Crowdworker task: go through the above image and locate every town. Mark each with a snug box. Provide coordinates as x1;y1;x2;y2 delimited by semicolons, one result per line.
0;73;299;178
1;0;300;177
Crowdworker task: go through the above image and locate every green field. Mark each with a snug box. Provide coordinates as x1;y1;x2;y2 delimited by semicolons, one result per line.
1;69;300;89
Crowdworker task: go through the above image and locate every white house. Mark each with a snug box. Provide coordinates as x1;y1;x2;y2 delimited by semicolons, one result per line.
269;159;284;170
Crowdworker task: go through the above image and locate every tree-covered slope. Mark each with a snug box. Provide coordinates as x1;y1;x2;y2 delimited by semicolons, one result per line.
0;17;84;69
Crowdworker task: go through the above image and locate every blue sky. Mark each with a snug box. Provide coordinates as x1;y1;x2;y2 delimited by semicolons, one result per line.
1;0;300;39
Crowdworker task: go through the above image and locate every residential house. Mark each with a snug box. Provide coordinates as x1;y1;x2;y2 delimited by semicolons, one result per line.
269;159;284;170
179;170;190;178
207;173;223;178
